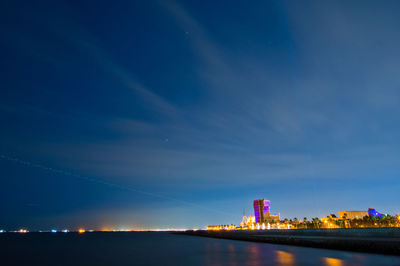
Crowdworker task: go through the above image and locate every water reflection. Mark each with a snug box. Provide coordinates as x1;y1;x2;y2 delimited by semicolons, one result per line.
323;257;344;266
228;244;238;266
194;234;399;266
205;242;223;266
275;250;295;266
4;232;400;266
246;244;262;266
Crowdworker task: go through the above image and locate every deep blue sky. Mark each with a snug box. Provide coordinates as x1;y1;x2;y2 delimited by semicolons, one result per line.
1;0;400;230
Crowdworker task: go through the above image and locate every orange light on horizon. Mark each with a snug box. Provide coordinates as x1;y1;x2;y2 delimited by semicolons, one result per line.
78;229;85;234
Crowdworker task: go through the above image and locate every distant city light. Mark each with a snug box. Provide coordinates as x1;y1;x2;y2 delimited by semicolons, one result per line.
207;199;400;232
78;229;85;234
51;229;57;233
0;230;4;233
62;229;69;233
126;228;189;232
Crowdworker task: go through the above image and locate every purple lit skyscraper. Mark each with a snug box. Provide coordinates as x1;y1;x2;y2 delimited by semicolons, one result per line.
253;199;270;223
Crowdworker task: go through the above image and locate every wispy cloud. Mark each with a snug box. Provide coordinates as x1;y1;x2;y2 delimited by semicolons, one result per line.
162;1;230;73
27;0;399;188
3;0;179;120
3;0;400;226
66;36;180;118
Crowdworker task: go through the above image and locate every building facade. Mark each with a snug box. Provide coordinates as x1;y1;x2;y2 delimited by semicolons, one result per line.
368;208;383;217
253;199;280;223
338;211;368;219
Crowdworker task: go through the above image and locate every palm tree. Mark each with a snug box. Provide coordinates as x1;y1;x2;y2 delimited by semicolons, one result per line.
303;217;308;229
312;218;319;229
337;219;344;228
315;217;321;229
371;215;377;227
342;213;349;228
362;215;370;227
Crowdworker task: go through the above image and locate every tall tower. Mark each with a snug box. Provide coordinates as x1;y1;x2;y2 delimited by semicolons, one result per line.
253;199;270;223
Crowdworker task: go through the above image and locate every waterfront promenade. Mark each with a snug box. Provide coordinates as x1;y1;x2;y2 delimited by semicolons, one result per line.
181;228;400;255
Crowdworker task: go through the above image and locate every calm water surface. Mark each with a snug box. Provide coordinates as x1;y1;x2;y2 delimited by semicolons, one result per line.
0;232;399;266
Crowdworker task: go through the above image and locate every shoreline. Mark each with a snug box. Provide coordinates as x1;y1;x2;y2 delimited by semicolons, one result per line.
178;228;400;256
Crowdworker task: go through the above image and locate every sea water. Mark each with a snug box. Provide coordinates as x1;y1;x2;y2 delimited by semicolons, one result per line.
0;232;399;266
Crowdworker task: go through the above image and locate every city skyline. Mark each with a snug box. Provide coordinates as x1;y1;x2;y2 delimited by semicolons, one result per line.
2;0;400;230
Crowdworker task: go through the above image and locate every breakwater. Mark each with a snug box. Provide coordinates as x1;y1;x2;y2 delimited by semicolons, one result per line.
179;228;400;255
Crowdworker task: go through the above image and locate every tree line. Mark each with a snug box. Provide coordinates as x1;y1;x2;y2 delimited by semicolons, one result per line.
280;214;400;229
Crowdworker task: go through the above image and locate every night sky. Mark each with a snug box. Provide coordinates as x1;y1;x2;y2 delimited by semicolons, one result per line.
1;0;400;230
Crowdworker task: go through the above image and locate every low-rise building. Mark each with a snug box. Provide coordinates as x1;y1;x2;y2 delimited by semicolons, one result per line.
207;224;235;230
321;214;339;222
338;211;368;219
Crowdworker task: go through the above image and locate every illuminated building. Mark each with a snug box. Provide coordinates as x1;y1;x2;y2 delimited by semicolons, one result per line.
321;214;339;223
338;211;368;219
254;199;270;223
253;199;280;223
206;225;223;231
368;208;383;217
206;225;235;231
321;214;340;229
338;208;384;219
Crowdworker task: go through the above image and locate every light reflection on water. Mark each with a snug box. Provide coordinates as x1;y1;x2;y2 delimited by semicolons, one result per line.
246;244;262;266
276;250;295;266
2;232;400;266
323;257;343;266
228;244;238;266
205;242;224;266
197;235;400;266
